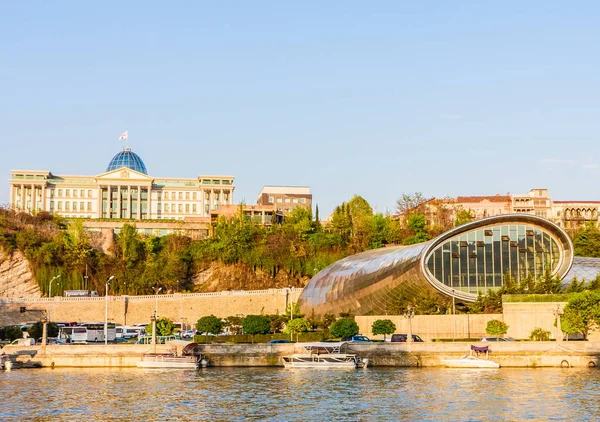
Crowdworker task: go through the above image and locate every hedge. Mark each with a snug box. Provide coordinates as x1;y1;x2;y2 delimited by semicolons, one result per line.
502;294;574;303
194;332;328;344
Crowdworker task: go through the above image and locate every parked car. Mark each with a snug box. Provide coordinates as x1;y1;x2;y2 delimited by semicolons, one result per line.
268;340;292;344
180;330;196;339
341;335;372;343
480;336;516;342
36;337;65;345
390;334;424;343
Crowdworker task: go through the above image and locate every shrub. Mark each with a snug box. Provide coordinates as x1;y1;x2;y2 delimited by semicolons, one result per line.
284;318;311;335
1;326;25;341
529;327;551;341
330;318;359;339
242;315;271;336
146;317;176;336
195;315;223;335
486;319;508;335
371;319;396;340
27;322;59;339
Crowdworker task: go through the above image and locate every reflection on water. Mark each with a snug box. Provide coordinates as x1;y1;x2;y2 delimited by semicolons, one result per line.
1;367;599;421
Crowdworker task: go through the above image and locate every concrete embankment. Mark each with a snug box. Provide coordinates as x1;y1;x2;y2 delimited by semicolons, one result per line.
3;342;599;369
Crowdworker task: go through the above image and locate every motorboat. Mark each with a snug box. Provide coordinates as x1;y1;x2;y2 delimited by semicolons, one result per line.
442;345;500;369
282;342;368;369
137;342;208;369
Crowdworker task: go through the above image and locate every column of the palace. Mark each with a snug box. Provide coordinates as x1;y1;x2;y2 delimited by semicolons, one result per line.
9;184;13;209
29;185;35;212
200;188;205;216
117;186;122;219
147;187;152;218
107;185;113;218
137;185;141;219
20;184;25;210
41;185;46;211
97;187;102;218
127;186;132;219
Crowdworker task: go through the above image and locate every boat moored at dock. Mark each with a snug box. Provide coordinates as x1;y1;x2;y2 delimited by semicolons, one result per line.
442;345;500;369
282;342;368;369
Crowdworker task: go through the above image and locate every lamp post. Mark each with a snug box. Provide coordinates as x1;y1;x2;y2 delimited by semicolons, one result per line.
48;275;61;322
105;275;114;346
553;305;564;342
152;286;162;345
405;305;415;343
452;289;456;341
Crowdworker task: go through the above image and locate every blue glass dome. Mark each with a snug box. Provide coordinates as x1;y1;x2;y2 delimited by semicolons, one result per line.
106;148;148;174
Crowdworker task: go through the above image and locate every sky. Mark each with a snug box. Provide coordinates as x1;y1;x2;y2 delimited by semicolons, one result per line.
1;2;600;216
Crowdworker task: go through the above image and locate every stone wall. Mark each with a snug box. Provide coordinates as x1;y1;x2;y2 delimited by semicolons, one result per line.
356;314;503;341
0;288;303;326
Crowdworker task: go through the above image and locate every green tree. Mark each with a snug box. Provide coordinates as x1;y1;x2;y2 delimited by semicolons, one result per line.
561;291;600;339
529;327;551;341
371;319;396;340
404;213;429;245
285;302;304;319
565;277;585;293
284;318;311;341
27;322;59;340
486;319;508;335
322;313;336;330
223;316;244;335
195;315;223;335
242;315;271;342
573;222;600;257
146;317;176;336
330;318;359;339
1;326;26;341
454;208;475;227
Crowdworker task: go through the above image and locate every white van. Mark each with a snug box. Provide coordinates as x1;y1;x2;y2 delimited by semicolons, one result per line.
116;326;143;339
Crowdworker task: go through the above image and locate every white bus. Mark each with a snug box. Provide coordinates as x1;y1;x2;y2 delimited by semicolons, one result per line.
71;323;117;343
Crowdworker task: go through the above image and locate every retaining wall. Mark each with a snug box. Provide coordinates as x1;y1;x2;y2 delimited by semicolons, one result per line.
0;288;303;326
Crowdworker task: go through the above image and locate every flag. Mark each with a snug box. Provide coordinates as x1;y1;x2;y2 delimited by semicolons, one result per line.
119;130;128;141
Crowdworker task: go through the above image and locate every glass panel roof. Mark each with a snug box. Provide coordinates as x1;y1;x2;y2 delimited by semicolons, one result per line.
106;148;148;174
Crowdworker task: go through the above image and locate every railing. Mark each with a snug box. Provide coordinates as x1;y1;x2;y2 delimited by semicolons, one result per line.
0;288;303;304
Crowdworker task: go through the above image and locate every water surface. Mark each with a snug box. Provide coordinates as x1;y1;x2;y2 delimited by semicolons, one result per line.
1;367;599;421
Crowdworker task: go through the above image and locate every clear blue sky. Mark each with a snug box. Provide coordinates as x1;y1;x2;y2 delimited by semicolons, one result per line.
1;2;599;216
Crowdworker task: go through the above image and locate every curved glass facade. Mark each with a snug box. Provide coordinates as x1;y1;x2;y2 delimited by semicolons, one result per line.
298;214;574;318
106;148;148;174
424;224;560;296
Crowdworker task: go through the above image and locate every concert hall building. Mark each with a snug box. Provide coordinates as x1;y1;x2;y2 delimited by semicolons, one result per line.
298;214;599;317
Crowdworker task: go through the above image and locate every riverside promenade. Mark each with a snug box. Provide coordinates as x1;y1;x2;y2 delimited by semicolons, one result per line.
3;341;599;369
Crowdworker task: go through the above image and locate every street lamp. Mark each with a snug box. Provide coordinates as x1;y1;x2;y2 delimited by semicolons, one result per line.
152;286;162;345
405;305;415;343
452;289;456;341
104;275;115;345
48;275;61;322
553;305;564;342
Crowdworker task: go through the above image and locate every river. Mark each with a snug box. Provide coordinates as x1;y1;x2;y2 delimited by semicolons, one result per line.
1;367;599;421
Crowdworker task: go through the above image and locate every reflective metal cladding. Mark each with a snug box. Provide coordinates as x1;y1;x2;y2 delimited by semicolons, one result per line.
298;214;574;317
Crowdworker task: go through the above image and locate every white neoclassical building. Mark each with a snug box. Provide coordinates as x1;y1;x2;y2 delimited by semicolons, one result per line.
9;148;234;221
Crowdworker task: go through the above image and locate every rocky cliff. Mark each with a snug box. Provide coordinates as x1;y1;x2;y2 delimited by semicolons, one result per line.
192;262;309;292
0;248;42;298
